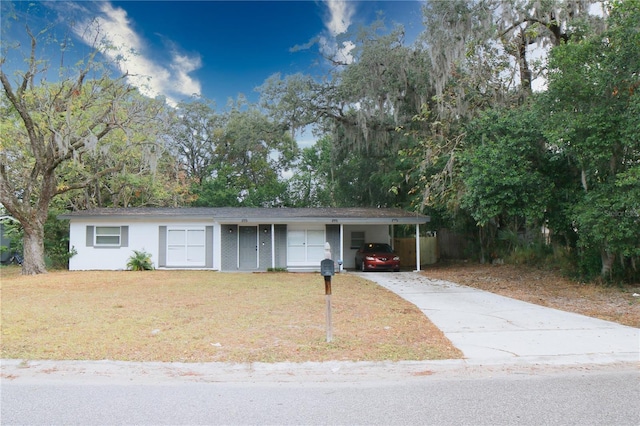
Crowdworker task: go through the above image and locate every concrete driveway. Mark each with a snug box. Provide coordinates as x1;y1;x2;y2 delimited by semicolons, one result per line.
356;272;640;366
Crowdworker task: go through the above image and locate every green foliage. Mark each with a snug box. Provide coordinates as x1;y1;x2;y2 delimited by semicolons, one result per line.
185;104;299;208
44;212;76;269
286;136;336;207
267;267;288;272
1;219;22;255
499;228;554;266
458;107;552;260
260;24;429;209
126;250;154;271
0;212;76;269
539;0;640;281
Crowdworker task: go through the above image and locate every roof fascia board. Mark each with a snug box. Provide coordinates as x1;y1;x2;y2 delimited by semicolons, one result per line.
58;209;430;224
220;219;428;225
58;213;215;221
60;215;429;224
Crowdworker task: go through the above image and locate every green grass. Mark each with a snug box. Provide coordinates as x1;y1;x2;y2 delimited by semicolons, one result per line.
0;267;461;363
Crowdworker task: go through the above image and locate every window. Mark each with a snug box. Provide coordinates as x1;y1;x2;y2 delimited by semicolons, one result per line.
86;226;128;248
95;226;121;246
167;227;206;266
351;231;365;249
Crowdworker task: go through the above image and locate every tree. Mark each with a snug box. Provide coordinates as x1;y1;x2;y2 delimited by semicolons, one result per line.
258;73;318;140
459;106;553;261
412;0;604;212
166;97;225;186
191;105;298;207
286;136;337;207
1;26;165;274
422;0;603;111
259;23;430;208
541;0;640;279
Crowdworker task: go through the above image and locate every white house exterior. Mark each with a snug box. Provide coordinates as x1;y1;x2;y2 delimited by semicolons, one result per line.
60;207;430;272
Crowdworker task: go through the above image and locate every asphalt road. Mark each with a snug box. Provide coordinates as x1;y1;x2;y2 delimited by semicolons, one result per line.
2;363;638;425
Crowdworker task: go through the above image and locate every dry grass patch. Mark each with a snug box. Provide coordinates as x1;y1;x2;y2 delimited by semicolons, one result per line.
423;262;640;328
1;267;461;363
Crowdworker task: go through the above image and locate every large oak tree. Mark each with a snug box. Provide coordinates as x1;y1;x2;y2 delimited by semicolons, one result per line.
1;27;165;274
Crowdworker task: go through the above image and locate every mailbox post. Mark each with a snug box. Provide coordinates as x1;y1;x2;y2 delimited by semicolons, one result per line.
320;246;335;343
321;258;334;294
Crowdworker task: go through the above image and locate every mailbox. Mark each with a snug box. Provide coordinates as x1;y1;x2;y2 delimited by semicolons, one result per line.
320;258;335;277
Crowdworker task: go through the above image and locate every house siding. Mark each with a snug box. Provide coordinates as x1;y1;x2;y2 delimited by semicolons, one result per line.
70;222;159;270
220;224;287;271
69;220;213;270
258;224;272;270
274;224;287;268
221;225;238;270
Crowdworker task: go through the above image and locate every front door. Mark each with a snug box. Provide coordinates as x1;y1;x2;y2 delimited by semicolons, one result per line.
239;226;258;269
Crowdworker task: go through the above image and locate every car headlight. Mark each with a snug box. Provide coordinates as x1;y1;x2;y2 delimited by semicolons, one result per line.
393;256;400;261
365;256;375;261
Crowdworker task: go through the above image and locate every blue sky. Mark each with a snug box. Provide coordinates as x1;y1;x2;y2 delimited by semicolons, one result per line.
2;1;425;108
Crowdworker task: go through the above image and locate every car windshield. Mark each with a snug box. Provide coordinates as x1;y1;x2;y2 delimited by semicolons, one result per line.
362;243;393;253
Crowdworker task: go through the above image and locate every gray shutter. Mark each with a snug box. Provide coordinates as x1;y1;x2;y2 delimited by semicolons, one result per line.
158;226;167;267
86;226;94;247
206;226;213;268
120;226;129;247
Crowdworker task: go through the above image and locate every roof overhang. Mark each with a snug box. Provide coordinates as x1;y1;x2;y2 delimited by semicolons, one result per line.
58;207;430;225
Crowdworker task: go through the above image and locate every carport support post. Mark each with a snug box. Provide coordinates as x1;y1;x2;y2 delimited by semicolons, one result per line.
415;223;421;272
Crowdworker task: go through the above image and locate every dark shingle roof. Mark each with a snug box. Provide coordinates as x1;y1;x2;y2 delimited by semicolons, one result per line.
59;207;429;224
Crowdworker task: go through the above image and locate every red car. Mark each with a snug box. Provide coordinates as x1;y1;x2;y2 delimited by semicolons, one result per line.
355;243;400;272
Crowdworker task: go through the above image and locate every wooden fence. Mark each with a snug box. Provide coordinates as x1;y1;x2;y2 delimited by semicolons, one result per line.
436;228;470;260
393;236;439;267
393;229;470;267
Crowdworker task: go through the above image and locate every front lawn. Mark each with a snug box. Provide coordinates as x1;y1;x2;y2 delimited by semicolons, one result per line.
0;267;461;363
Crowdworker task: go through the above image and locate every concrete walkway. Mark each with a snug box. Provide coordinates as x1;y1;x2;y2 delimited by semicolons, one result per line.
356;272;640;366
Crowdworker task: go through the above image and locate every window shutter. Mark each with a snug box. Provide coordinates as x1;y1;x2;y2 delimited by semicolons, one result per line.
158;226;167;267
86;226;94;247
121;226;129;247
205;226;213;268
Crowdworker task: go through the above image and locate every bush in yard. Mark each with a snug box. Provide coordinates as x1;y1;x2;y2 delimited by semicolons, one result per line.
126;250;154;271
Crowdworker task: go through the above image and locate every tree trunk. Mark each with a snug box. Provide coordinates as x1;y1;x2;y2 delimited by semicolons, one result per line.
21;221;48;275
600;250;615;280
518;32;533;97
479;226;486;264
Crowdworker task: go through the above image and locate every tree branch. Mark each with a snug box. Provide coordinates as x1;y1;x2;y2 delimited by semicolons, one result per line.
55;165;123;196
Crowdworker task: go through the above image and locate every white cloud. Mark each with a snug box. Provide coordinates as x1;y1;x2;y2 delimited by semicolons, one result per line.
320;0;356;64
71;2;201;106
324;0;355;36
